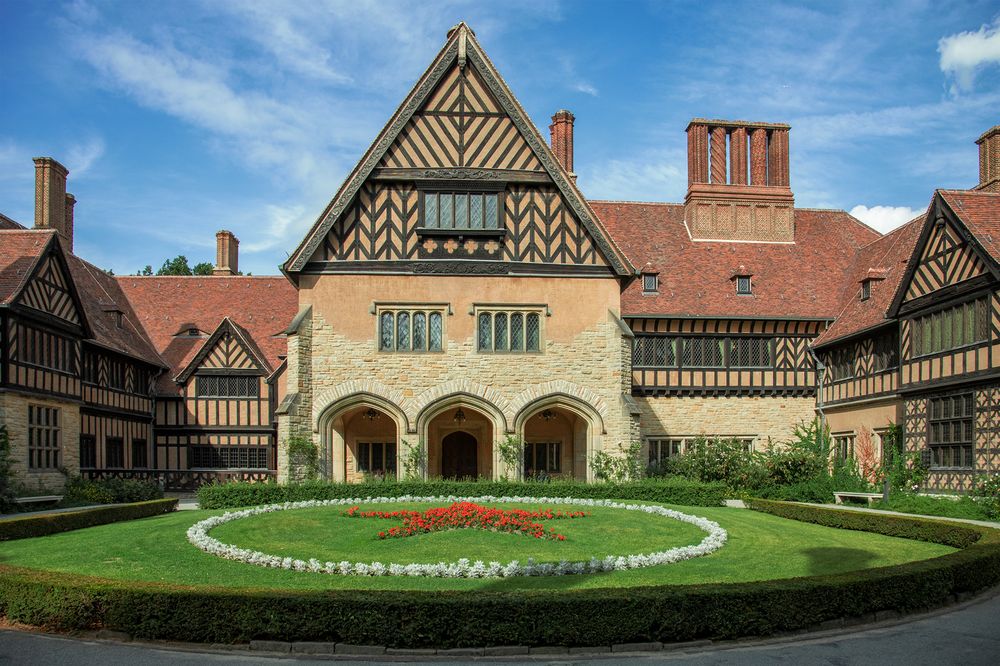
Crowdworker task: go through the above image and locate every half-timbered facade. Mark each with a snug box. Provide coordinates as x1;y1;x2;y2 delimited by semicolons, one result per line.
3;24;998;492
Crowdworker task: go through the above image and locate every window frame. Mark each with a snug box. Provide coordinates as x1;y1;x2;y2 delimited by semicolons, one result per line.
641;273;659;294
194;374;261;398
833;432;855;461
131;438;148;469
927;393;975;470
27;405;61;470
189;446;269;470
376;304;448;353
416;182;506;236
735;276;752;295
105;436;125;469
524;441;561;474
355;441;398;477
860;280;871;301
910;296;989;359
474;305;545;354
79;434;97;469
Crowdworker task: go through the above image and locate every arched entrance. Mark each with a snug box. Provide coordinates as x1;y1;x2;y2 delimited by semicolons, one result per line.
516;397;603;481
441;431;478;479
321;400;403;482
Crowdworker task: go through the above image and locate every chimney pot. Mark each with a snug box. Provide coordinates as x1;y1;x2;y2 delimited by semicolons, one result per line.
214;230;239;276
549;110;575;178
33;157;71;246
977;124;1000;193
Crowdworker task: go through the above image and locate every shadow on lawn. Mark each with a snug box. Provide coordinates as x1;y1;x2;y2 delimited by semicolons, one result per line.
804;547;877;577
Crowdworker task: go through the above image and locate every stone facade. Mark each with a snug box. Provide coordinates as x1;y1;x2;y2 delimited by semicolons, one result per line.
279;274;635;482
636;394;817;451
0;391;81;492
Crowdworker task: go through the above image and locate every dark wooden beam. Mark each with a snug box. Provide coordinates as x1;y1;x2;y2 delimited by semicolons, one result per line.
372;167;549;184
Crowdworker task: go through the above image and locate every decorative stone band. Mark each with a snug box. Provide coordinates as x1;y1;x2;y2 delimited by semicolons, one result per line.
186;495;727;578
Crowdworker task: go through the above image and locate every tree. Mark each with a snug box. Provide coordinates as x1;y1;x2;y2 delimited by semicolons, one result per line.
156;255;193;276
138;265;153;276
192;262;214;276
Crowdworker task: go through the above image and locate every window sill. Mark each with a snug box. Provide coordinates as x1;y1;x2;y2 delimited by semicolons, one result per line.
416;227;506;239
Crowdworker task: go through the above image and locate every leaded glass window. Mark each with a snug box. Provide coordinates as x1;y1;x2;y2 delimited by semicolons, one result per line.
632;336;676;367
477;309;542;352
928;394;974;469
378;309;445;352
729;338;771;368
681;338;724;367
911;296;989;357
422;192;501;230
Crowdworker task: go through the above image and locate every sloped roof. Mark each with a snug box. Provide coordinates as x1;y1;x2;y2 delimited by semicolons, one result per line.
812;213;925;348
592;201;882;319
284;22;633;277
67;253;164;366
0;212;25;230
0;229;164;366
939;189;1000;264
115;276;298;394
0;230;50;304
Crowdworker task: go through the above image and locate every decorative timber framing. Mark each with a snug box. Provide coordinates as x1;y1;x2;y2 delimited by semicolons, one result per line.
174;317;271;384
282;23;633;279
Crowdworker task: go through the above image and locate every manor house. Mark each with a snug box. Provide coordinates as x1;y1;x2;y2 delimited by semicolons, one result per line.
2;24;999;492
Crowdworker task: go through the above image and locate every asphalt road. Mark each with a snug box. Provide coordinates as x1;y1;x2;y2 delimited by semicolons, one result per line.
1;588;999;665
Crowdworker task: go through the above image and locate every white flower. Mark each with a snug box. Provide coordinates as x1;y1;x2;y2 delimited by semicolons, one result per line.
186;495;728;579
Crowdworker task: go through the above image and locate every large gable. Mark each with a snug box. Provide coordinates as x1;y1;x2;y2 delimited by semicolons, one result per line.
16;250;84;327
890;191;1000;315
285;23;631;278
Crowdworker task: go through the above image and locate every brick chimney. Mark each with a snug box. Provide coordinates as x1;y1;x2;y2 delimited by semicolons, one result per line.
63;194;76;254
976;125;1000;193
214;230;239;276
549;110;575;178
684;120;795;243
33;157;75;251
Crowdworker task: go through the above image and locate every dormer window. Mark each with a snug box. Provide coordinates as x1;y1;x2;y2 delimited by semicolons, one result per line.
735;276;752;295
642;273;659;293
187;328;201;336
860;280;872;301
418;184;504;235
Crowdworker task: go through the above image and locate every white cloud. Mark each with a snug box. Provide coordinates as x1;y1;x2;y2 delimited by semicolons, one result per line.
582;149;687;203
572;82;598;96
849;205;921;233
939;18;1000;93
65;136;105;177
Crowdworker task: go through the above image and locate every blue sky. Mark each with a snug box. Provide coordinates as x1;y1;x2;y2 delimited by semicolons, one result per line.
1;0;999;275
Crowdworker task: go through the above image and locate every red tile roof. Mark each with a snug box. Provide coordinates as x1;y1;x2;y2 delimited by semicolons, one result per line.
0;229;164;366
592;201;882;319
812;212;925;348
939;189;1000;264
0;212;25;230
0;230;50;304
115;276;299;394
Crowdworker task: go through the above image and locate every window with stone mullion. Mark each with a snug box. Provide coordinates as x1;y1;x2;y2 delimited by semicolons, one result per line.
379;310;443;352
478;311;540;352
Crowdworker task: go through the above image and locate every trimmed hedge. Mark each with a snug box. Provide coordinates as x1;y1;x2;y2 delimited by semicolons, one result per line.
1;500;999;647
746;498;983;548
196;478;729;510
0;499;178;541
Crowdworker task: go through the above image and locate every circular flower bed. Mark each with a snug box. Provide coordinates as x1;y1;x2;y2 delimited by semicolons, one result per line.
187;495;727;578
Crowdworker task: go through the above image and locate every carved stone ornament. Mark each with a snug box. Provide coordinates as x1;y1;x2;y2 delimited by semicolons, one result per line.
413;261;509;275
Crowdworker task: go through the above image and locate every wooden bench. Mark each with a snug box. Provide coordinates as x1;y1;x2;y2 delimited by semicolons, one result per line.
833;491;884;506
13;495;63;507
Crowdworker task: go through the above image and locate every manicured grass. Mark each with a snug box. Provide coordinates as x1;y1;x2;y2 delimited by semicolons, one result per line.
210;502;705;565
0;502;955;591
871;493;993;521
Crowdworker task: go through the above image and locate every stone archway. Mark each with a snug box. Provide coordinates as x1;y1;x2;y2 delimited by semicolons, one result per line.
316;394;407;482
418;397;504;480
515;394;605;482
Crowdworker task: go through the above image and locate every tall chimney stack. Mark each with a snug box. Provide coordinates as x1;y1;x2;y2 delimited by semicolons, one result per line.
33;157;72;249
214;230;239;276
63;193;76;253
977;125;1000;193
549;110;575;178
684;119;795;243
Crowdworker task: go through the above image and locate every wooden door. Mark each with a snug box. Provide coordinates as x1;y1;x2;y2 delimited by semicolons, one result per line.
441;431;478;479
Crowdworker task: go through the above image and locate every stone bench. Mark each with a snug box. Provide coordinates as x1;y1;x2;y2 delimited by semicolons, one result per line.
833;491;884;506
13;495;63;506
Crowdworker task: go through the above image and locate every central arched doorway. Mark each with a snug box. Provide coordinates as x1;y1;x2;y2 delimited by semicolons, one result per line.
441;431;478;479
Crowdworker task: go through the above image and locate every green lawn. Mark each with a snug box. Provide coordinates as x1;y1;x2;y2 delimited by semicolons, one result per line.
0;502;956;592
871;494;994;522
209;502;706;565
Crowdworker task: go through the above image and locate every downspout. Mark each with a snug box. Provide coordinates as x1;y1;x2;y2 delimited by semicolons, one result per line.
809;348;827;438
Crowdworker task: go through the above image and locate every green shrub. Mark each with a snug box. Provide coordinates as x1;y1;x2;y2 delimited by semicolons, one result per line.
63;476;163;505
755;476;839;503
873;493;991;522
0;499;178;541
589;441;644;482
971;473;1000;520
1;504;998;646
746;498;982;548
197;477;728;509
286;433;319;481
0;424;16;514
658;436;767;491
